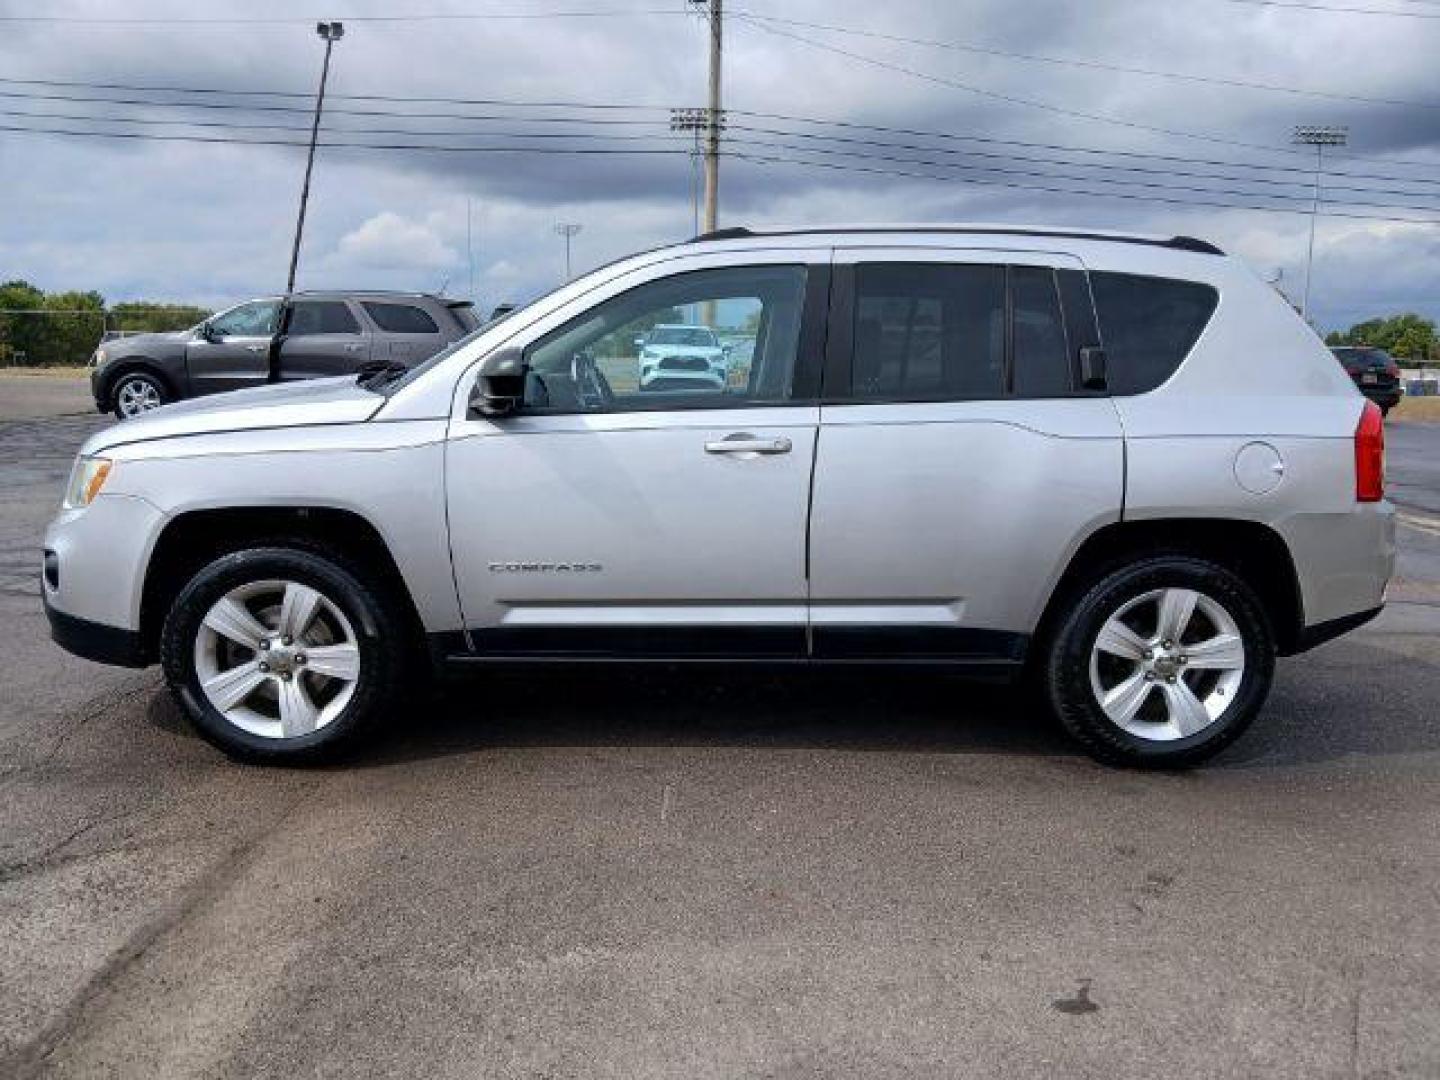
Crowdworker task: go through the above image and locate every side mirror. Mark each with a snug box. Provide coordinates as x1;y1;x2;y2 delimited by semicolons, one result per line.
198;322;218;342
471;346;527;417
722;342;733;356
1078;346;1108;391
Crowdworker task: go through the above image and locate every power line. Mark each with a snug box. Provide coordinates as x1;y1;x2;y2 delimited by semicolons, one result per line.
1202;0;1440;17
0;122;689;157
735;11;1440;110
727;150;1440;226
725;125;1440;203
0;7;688;25
8;98;1435;207
722;135;1440;215
7;72;1438;176
728;107;1440;181
732;14;1440;172
731;14;1351;161
6;72;1440;187
0;107;676;143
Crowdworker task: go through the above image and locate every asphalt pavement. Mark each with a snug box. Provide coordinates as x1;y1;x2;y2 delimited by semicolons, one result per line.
1;412;1438;1079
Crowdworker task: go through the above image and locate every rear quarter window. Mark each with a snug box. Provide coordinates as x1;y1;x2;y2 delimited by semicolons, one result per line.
363;302;440;334
1090;271;1219;395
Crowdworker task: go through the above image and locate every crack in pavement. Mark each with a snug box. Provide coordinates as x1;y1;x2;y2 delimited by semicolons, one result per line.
0;780;323;1080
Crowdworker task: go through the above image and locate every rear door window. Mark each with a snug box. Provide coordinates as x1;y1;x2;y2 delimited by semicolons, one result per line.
287;300;360;336
1090;272;1219;395
851;263;1006;399
1010;266;1071;398
363;302;440;334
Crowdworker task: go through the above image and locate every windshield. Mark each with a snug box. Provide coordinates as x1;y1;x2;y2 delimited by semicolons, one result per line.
648;327;715;347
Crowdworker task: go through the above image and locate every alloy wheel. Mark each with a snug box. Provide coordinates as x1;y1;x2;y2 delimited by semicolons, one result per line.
116;377;162;417
193;579;361;739
1087;587;1247;742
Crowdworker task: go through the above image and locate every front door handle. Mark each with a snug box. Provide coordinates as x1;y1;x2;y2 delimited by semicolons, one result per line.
245;344;266;353
704;433;793;455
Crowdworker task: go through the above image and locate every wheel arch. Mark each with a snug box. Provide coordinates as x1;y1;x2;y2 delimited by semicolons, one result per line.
1033;517;1305;659
100;359;177;404
139;505;425;657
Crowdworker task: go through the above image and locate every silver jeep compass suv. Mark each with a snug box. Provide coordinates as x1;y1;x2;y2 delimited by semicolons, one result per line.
43;226;1394;767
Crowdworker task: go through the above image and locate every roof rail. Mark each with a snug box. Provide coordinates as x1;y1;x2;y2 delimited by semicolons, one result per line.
689;225;1223;256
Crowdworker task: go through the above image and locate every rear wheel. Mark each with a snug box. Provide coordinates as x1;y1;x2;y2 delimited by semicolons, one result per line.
111;371;168;419
160;547;406;764
1043;556;1275;768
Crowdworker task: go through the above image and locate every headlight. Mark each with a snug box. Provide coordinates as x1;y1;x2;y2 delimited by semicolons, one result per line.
63;456;113;509
92;347;108;367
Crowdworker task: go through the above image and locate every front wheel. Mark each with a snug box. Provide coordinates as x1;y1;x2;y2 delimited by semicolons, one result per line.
111;371;168;419
160;547;406;764
1043;556;1275;768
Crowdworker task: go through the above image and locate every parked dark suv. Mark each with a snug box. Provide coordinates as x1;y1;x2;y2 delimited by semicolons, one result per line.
91;291;480;418
1330;346;1402;416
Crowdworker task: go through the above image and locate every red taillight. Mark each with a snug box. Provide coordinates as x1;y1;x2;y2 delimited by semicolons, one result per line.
1355;399;1385;502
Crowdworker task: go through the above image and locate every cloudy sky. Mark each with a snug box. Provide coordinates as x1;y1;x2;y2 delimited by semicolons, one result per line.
3;0;1440;331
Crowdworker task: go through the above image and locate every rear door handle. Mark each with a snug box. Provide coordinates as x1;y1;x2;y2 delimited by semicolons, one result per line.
704;433;792;455
245;344;266;353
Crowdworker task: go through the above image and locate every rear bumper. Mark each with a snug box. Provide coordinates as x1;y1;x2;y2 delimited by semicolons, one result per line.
1289;605;1383;654
1277;501;1395;651
1361;386;1402;409
44;595;150;667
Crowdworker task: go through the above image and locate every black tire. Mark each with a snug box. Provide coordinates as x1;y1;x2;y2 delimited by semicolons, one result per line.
1043;556;1275;769
160;546;407;764
110;370;169;419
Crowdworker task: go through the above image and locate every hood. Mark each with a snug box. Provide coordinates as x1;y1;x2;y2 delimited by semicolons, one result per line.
643;343;723;357
84;377;385;454
107;330;188;349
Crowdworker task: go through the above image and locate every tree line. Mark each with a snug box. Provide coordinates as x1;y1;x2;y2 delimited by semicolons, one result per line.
0;280;210;367
1324;312;1437;365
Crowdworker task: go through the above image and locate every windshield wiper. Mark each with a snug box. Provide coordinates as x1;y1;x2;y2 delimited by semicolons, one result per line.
356;359;410;391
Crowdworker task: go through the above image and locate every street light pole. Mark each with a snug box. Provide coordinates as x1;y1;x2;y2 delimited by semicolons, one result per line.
554;223;582;280
286;20;344;295
1293;124;1347;322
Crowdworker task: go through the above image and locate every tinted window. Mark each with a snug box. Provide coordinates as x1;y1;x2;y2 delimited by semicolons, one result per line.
1011;266;1071;397
1090;272;1219;395
209;300;279;338
363;302;440;334
852;264;1005;399
287;300;359;336
521;265;808;413
649;326;717;347
1332;346;1391;371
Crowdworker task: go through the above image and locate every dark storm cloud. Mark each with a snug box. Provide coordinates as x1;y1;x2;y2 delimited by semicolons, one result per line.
4;0;1440;329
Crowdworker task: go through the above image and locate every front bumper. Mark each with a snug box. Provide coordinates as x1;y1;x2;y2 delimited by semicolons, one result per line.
44;594;149;667
90;366;109;412
42;493;166;666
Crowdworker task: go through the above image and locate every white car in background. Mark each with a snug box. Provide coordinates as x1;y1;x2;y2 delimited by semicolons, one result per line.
637;323;732;390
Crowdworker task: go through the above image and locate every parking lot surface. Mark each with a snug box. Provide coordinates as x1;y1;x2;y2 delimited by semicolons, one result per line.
2;413;1438;1078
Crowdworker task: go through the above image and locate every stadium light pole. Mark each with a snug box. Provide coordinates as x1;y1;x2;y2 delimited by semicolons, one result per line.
555;223;582;280
1293;124;1347;322
286;20;344;294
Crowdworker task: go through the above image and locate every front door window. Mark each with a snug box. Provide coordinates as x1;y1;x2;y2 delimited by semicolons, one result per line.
521;265;809;412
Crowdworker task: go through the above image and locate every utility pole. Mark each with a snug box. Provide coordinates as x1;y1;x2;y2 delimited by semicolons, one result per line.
286;20;344;295
1293;124;1347;323
554;222;582;280
703;0;722;233
684;0;723;233
466;197;476;301
670;108;706;236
